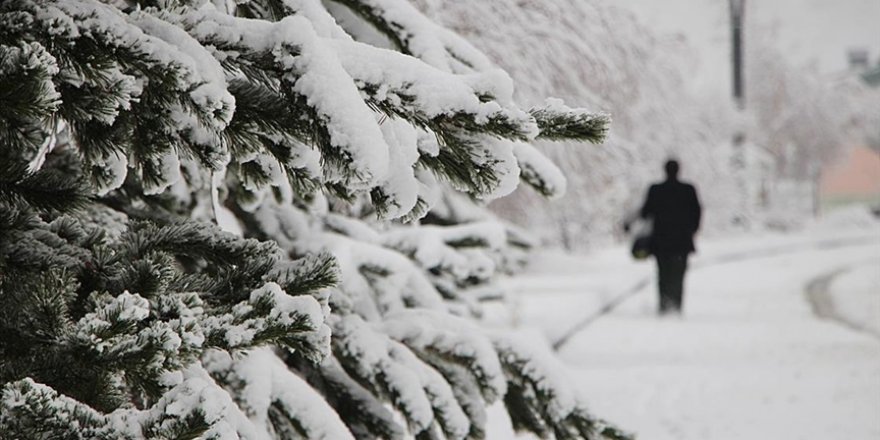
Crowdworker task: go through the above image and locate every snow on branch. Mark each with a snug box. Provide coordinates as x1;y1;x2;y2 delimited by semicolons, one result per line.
319;318;474;438
327;0;495;73
0;374;254;440
330;38;536;140
382;309;507;403
201;282;331;360
512;141;568;198
381;221;508;309
252;201;447;317
492;331;632;439
1;0;236;195
167;6;392;190
299;354;408;439
204;348;355;440
279;0;354;40
1;378;125;439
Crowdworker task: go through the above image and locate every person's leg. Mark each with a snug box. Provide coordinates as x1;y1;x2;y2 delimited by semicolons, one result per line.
669;254;688;312
656;254;672;314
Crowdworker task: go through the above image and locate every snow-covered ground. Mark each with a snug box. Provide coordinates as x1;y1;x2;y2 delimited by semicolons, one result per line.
497;209;880;439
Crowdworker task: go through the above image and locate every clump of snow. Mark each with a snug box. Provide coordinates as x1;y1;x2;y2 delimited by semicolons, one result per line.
416;129;441;156
282;0;353;40
92;151;129;196
472;138;520;200
512;141;567;198
130;367;242;440
141;148;182;196
132;10;234;129
375;118;420;218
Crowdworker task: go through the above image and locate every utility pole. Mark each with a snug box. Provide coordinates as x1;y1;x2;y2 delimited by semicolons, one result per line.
730;0;745;111
729;0;748;225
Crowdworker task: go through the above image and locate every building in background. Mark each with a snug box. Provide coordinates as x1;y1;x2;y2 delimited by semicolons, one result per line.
819;53;880;212
820;145;880;209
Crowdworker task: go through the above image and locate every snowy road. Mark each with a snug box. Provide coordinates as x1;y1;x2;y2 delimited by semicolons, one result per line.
506;220;880;439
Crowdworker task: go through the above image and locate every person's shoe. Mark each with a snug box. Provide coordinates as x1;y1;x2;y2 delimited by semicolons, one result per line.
658;308;683;319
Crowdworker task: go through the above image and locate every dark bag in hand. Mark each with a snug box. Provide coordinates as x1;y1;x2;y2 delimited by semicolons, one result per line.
624;215;652;260
631;234;651;260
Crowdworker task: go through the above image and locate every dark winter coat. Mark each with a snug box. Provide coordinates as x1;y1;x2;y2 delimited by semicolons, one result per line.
639;179;702;254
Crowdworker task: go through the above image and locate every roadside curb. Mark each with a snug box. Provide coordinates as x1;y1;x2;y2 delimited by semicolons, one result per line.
805;264;880;341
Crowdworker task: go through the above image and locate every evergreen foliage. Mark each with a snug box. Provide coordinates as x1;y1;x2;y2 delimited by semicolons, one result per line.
0;0;627;438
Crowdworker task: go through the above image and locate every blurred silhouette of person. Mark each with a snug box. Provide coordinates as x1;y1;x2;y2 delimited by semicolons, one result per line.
638;159;702;315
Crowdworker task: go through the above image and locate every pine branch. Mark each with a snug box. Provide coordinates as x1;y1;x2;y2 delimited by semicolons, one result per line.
1;0;234;196
121;221;281;267
203;282;330;361
419;132;501;196
0;268;76;344
530;101;611;143
0;379;125;440
343;48;537;143
169;258;275;301
224;78;312;156
0;42;60;156
0;160;89;213
235;0;291;22
294;354;408;440
224;79;323;198
269;251;340;296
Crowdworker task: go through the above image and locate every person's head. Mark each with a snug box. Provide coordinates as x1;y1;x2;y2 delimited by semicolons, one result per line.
664;159;680;181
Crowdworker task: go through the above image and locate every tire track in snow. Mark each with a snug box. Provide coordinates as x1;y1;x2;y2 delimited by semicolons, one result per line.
805;263;880;341
552;234;880;351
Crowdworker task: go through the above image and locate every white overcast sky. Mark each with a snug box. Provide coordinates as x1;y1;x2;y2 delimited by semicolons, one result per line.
613;0;880;96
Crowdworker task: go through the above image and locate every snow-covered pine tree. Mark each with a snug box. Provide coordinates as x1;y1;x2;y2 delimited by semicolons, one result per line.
0;0;628;439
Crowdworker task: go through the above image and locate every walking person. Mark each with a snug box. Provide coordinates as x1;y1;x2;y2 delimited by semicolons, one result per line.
637;159;702;315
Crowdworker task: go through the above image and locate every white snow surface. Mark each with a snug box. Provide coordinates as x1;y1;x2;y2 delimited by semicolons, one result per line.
491;215;880;439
